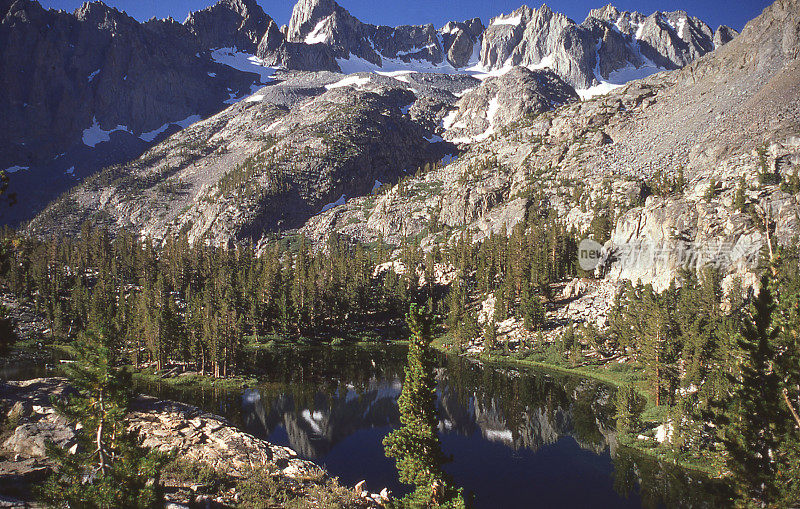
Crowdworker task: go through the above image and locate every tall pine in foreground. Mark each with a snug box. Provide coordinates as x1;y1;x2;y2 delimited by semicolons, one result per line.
383;304;465;508
711;275;799;507
38;328;166;508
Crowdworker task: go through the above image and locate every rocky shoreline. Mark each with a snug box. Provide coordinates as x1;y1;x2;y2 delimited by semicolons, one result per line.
0;378;384;508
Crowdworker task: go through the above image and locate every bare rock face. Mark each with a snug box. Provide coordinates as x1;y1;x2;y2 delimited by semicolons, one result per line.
0;0;240;167
184;0;271;53
480;6;571;73
256;16;339;71
287;0;473;68
443;67;579;143
440;18;484;68
480;4;727;89
713;25;739;47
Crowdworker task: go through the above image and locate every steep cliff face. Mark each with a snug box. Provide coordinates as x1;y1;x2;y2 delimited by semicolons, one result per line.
0;0;255;167
0;0;278;225
184;0;271;53
287;0;450;68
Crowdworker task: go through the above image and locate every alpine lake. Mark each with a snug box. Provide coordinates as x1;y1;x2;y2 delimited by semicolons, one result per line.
128;342;732;508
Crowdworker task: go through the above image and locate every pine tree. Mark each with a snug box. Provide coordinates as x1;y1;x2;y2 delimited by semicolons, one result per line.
483;319;497;351
521;288;545;331
713;278;786;506
383;305;464;508
39;328;166;508
734;175;747;212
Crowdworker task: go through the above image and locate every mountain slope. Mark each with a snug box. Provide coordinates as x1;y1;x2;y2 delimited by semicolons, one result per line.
0;0;281;225
297;0;799;294
24;66;583;244
1;0;734;228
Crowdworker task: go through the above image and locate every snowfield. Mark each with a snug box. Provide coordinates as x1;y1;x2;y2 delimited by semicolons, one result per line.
210;48;275;84
325;75;371;90
491;13;523;26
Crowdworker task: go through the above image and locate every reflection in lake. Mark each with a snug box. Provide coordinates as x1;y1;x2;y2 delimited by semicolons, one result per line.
135;344;730;508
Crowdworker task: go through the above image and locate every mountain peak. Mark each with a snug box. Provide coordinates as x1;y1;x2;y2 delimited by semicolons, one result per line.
184;0;272;53
287;0;344;43
74;1;137;27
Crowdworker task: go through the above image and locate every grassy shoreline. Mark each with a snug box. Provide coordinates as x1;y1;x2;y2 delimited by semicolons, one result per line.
433;343;725;478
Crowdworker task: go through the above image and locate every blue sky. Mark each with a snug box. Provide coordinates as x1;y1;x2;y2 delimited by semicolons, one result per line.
40;0;771;32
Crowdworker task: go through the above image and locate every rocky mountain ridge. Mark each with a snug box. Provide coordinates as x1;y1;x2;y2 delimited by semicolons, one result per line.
1;0;736;227
479;3;734;89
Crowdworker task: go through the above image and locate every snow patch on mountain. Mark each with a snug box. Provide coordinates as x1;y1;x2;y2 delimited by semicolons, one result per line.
305;18;333;44
210;48;275;84
441;109;459;129
336;42;482;78
139;114;202;142
82;117;130;147
325;75;371;90
491;13;523;27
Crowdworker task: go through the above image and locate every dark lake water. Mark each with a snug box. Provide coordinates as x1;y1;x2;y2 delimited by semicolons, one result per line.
131;344;729;508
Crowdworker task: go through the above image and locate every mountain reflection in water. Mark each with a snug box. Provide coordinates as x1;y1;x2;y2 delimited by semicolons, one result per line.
135;344;730;508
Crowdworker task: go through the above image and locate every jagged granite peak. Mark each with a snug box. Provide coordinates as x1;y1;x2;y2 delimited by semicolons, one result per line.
287;0;379;62
479;3;729;89
73;0;137;26
288;0;457;68
184;0;272;53
256;15;339;71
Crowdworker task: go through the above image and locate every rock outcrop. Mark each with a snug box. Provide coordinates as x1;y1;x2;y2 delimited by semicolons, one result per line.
440;18;484;68
0;378;331;506
442;66;579;143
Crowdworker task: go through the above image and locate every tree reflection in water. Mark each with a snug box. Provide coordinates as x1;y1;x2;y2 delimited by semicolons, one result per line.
133;337;735;507
383;305;466;508
612;447;732;508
